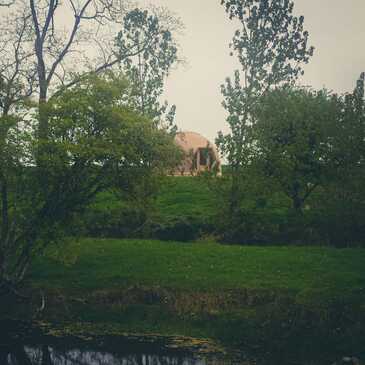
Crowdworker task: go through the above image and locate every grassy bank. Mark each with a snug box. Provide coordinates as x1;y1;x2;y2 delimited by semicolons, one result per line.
3;238;365;361
30;238;365;296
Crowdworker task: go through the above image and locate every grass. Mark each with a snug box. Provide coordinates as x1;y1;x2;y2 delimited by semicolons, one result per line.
13;239;365;361
155;177;216;220
90;176;216;221
11;176;365;360
31;238;365;300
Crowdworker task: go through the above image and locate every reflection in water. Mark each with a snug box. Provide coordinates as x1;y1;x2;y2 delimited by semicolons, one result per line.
1;345;228;365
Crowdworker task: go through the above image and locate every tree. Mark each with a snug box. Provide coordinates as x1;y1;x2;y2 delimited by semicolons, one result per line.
0;0;13;6
0;7;36;119
330;73;365;174
116;7;182;128
0;1;182;139
315;73;365;246
26;0;127;139
218;0;314;168
216;0;314;235
0;1;183;293
253;86;337;212
0;73;179;295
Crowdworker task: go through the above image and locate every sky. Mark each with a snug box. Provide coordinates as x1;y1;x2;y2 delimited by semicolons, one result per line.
143;0;365;144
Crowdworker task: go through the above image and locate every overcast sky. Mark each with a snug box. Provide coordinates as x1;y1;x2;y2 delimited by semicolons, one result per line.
143;0;365;144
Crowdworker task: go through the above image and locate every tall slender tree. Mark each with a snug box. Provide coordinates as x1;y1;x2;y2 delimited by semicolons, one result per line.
217;0;314;220
218;0;314;168
116;7;182;129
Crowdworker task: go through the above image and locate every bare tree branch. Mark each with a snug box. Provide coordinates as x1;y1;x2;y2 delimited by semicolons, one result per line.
0;0;14;6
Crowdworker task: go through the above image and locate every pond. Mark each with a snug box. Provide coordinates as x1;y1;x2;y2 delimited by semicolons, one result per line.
1;320;363;365
1;336;364;365
0;343;232;365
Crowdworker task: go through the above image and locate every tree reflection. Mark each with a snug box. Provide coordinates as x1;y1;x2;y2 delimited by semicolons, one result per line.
0;344;222;365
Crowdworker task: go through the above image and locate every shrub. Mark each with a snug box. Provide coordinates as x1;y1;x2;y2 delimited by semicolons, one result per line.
150;216;204;242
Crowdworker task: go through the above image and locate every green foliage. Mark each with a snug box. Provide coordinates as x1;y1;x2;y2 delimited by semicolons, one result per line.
81;177;216;241
310;74;365;246
218;0;314;167
221;0;314;92
216;79;365;246
116;8;180;129
215;0;317;245
216;0;365;246
151;217;202;242
253;86;337;211
210;169;293;244
80;191;150;238
0;73;180;293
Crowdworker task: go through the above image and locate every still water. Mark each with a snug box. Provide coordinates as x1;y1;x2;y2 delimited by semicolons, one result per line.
1;331;363;365
0;344;232;365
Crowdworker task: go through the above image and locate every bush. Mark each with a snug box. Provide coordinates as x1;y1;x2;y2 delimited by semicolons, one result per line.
80;178;217;242
82;203;149;238
150;216;205;242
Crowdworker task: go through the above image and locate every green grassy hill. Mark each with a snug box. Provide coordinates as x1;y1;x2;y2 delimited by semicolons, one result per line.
155;177;216;221
83;176;218;240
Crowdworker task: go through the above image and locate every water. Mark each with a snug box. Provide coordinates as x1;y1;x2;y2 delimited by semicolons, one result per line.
1;322;363;365
0;344;232;365
2;340;364;365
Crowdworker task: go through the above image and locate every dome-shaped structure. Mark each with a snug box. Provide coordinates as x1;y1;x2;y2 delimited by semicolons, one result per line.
174;131;221;176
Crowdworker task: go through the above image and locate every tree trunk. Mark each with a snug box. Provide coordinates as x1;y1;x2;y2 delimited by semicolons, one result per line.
34;28;49;141
293;195;303;213
38;85;49;140
0;177;8;282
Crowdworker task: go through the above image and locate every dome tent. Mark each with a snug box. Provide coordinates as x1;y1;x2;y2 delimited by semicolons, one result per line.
174;131;221;176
